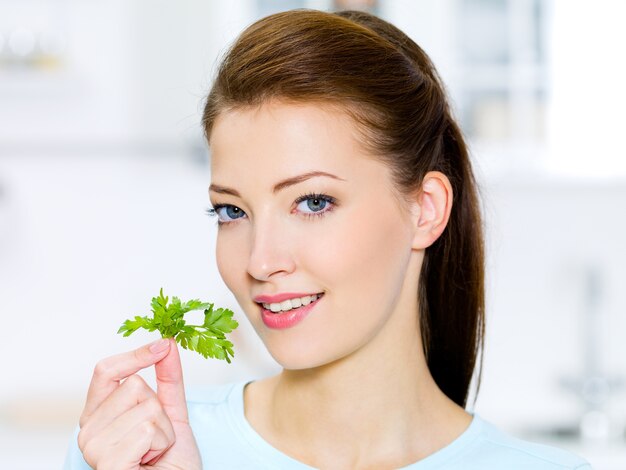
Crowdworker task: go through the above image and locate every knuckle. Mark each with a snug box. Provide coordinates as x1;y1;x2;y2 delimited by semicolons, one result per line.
133;347;149;364
93;358;116;380
81;437;99;466
145;397;162;417
123;374;146;394
78;411;88;428
140;420;157;436
77;427;87;451
167;426;177;446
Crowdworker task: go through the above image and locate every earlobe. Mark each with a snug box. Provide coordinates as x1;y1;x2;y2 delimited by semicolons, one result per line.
411;171;453;249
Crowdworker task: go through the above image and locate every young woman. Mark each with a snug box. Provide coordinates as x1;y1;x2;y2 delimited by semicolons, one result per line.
64;9;591;469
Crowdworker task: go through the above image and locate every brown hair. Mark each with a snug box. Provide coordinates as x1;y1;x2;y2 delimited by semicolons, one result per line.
202;9;485;408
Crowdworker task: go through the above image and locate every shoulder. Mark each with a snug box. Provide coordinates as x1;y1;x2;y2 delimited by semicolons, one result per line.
185;380;309;469
185;380;247;431
463;415;592;469
185;380;274;468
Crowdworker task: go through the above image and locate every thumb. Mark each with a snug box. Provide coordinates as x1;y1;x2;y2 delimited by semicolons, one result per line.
154;338;189;423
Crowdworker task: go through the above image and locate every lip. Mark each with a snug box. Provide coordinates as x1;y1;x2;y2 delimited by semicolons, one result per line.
259;294;323;329
253;292;322;303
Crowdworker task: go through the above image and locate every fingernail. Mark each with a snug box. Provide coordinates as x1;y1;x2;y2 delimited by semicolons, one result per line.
149;338;170;354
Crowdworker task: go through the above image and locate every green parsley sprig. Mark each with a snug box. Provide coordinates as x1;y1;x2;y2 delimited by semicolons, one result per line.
117;288;238;363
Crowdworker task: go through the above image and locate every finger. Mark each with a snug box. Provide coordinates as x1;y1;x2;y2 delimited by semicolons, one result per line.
78;374;153;446
97;420;171;470
81;339;171;424
89;395;175;457
155;338;189;423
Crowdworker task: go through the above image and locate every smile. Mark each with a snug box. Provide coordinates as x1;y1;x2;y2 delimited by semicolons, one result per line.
259;293;324;329
261;293;324;313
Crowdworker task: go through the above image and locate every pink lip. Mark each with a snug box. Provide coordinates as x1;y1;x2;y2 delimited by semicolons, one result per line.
259;295;323;329
254;292;322;303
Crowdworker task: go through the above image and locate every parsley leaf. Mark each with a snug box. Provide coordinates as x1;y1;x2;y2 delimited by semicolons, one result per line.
117;288;238;363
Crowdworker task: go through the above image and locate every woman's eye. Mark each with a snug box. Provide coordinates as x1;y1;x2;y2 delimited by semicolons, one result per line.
218;205;245;221
294;193;336;218
205;204;246;225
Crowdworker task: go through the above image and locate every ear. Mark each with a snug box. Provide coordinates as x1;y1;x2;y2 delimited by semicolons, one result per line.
409;171;453;250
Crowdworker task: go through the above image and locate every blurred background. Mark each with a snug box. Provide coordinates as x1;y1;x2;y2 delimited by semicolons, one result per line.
1;0;625;468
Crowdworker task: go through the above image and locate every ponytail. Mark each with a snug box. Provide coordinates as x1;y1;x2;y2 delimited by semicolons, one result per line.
418;118;485;407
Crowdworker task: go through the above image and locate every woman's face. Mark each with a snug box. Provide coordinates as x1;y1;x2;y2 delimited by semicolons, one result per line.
208;101;420;369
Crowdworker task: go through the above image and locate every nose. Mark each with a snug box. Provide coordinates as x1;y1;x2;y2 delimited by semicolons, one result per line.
246;218;296;282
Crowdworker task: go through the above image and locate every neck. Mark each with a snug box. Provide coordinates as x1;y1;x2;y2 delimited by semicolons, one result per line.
274;334;433;439
271;333;460;446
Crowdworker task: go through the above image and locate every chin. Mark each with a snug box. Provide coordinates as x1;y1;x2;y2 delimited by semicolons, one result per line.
260;332;348;371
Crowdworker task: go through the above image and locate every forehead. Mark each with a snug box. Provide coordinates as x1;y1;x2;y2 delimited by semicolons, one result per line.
208;101;371;177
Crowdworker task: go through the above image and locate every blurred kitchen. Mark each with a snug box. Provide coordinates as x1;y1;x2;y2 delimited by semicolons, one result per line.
1;0;625;468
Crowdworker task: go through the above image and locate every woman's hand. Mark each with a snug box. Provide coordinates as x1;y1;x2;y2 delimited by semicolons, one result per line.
77;338;202;469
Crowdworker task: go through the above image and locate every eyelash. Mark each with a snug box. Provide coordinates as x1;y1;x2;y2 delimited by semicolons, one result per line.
205;192;337;227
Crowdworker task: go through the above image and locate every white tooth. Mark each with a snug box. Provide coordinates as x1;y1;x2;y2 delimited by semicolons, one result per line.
262;294;322;313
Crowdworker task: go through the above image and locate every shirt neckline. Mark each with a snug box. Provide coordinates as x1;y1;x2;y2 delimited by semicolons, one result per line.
226;380;484;469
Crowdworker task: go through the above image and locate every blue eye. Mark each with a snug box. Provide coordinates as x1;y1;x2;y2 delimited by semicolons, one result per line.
294;192;336;217
205;192;337;226
205;205;245;224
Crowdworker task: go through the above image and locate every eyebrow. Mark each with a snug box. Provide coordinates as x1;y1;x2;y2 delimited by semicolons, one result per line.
209;171;346;197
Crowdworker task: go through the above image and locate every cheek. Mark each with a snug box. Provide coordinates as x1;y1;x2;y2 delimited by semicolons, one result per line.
312;199;411;294
215;230;249;295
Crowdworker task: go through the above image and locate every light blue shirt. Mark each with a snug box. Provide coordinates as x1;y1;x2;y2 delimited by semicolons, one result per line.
63;380;592;469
